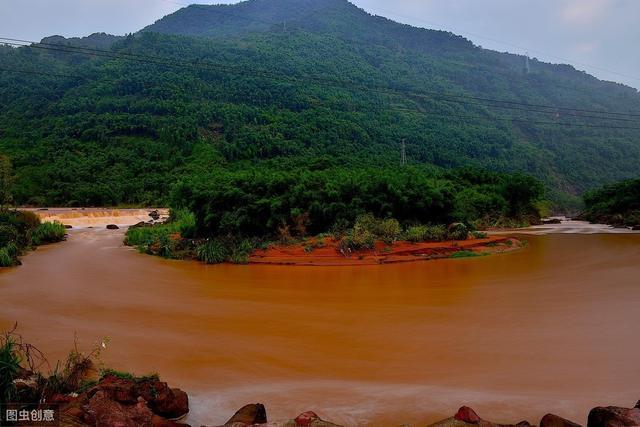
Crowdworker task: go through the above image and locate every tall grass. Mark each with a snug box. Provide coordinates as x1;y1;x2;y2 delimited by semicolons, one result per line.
31;221;66;245
0;335;20;402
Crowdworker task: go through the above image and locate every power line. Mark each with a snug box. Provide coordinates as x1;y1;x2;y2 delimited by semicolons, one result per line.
3;36;640;122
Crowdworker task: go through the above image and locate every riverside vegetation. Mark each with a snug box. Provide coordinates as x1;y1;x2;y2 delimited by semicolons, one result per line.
125;167;543;264
0;210;66;267
580;178;640;228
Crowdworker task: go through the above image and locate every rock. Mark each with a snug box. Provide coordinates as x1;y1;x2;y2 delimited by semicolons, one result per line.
60;374;190;427
130;221;151;229
84;391;155;426
292;411;343;427
632;225;640;231
64;224;73;229
137;379;189;419
106;224;120;230
542;218;563;225
587;405;640;426
149;210;161;220
540;414;581;427
225;403;268;425
455;407;482;424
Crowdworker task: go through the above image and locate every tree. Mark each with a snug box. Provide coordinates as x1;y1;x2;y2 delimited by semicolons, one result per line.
0;155;14;209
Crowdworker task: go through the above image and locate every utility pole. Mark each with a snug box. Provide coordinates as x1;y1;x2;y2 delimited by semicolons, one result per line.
401;139;406;166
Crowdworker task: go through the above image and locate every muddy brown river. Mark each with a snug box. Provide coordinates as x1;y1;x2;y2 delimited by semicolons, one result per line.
1;221;639;426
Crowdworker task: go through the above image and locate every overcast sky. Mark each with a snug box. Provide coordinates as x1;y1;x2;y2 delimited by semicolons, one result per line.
0;0;638;89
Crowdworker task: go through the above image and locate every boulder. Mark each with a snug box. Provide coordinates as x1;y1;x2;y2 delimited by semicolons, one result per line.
106;224;120;230
60;375;190;427
130;221;151;229
587;405;640;426
292;411;342;427
149;210;161;220
542;218;563;225
84;391;155;426
64;224;73;229
540;414;581;427
455;406;482;424
225;403;268;425
137;379;189;419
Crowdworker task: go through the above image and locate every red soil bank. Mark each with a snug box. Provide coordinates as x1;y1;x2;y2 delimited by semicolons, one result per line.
250;236;520;266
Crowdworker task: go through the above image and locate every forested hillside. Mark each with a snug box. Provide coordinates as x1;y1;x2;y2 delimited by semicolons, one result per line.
0;0;639;208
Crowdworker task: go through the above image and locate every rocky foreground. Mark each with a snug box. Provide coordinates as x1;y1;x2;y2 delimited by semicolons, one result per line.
49;375;640;427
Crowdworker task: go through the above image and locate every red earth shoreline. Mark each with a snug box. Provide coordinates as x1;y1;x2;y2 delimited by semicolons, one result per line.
249;236;521;266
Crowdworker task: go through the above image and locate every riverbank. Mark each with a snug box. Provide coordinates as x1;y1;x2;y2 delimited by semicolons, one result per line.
250;236;522;266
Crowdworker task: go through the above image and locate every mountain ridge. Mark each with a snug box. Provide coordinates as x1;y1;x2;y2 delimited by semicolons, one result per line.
0;0;639;207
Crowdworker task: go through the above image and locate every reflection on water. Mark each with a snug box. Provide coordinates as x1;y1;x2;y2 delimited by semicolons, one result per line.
0;228;639;426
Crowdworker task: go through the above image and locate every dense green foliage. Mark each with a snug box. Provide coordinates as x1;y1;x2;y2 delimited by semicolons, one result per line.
0;0;639;210
0;210;66;267
172;166;544;240
582;178;640;226
127;166;543;264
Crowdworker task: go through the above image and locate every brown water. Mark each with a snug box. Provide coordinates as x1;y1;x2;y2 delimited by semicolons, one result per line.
1;228;639;426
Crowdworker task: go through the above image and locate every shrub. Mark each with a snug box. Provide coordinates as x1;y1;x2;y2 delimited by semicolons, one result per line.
229;239;253;264
404;224;448;242
0;224;19;247
0;334;20;402
31;222;66;245
378;218;402;244
405;225;428;243
196;239;229;264
471;231;488;239
447;223;469;241
0;247;15;267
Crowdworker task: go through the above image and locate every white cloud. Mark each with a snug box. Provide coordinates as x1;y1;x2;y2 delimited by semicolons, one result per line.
559;0;612;26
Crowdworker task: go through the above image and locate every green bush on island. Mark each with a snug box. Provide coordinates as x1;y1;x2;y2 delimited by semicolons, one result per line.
405;225;448;243
124;166;545;264
0;210;66;267
172;166;545;240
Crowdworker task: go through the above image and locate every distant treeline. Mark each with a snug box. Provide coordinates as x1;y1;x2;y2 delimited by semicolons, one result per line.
581;178;640;227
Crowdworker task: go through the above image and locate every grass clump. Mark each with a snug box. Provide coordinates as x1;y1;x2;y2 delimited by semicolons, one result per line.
31;222;66;245
451;250;481;259
1;326;110;403
99;368;159;383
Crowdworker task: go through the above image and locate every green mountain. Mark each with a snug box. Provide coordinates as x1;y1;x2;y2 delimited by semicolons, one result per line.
0;0;639;208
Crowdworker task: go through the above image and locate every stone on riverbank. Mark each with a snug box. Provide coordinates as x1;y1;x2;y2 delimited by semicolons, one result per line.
540;413;581;427
106;224;120;230
223;403;268;425
60;374;189;427
587;402;640;427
